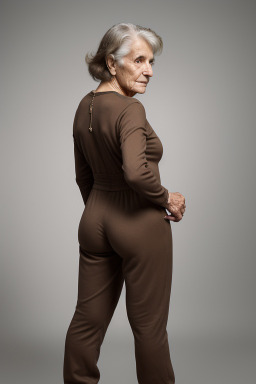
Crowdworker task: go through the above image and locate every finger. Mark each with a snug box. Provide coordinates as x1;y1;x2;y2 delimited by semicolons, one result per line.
175;211;183;221
164;214;173;219
164;212;183;221
171;209;183;219
164;215;177;221
164;213;175;219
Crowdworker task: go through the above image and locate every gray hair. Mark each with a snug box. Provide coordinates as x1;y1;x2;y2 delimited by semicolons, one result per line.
85;23;163;82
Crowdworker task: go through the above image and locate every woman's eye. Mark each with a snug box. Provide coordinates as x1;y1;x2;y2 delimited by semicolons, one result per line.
135;59;155;65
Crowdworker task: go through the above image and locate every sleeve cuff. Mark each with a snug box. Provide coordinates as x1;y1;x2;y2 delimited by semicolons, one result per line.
160;188;170;209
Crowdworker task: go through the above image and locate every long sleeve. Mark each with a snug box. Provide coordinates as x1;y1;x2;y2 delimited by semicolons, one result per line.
119;101;169;209
73;134;94;205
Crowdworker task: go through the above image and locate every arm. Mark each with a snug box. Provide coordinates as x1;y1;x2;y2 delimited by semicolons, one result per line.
119;101;169;209
73;134;94;205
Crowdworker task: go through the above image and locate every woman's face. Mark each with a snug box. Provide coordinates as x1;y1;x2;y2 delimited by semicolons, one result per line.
109;37;155;96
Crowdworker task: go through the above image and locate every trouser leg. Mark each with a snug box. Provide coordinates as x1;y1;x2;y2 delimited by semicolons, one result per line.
63;246;124;384
122;215;175;384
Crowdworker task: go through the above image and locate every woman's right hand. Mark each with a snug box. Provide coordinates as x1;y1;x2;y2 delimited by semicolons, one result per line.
164;192;186;222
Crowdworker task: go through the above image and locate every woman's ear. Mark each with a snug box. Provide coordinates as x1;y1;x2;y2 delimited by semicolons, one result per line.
106;55;116;76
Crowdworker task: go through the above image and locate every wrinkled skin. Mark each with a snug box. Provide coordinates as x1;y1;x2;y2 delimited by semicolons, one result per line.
164;192;186;222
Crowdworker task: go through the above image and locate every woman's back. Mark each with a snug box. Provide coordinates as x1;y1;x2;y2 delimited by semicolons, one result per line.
73;90;169;208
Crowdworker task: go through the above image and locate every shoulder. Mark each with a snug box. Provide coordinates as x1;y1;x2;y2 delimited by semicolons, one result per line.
75;92;91;112
72;94;90;126
121;96;145;111
117;96;146;123
103;93;146;118
117;98;148;141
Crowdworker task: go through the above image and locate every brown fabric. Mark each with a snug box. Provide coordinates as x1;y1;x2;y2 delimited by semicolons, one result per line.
63;90;175;384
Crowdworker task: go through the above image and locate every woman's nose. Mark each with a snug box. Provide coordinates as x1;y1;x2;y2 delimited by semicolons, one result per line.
143;63;153;77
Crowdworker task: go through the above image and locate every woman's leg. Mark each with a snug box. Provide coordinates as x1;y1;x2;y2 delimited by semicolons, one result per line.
63;247;124;384
107;203;175;384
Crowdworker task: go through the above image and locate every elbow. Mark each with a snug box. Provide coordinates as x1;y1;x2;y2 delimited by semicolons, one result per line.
123;168;144;189
122;162;149;189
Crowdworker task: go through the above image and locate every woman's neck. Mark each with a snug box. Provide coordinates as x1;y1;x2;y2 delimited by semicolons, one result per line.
95;78;136;97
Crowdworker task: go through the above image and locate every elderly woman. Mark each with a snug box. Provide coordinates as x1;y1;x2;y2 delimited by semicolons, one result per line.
63;23;186;384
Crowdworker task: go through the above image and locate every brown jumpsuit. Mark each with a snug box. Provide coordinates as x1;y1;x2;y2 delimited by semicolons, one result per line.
63;90;175;384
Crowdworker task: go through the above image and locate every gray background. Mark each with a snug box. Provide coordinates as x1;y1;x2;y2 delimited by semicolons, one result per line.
1;0;255;383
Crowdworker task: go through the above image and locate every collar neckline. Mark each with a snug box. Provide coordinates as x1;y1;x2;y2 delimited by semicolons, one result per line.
89;90;131;97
